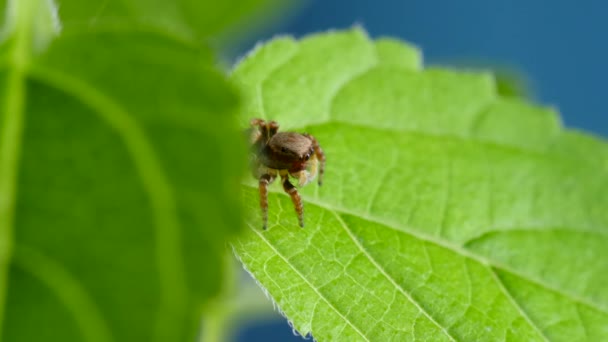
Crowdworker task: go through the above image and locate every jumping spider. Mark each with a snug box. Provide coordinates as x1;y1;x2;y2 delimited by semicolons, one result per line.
248;118;325;229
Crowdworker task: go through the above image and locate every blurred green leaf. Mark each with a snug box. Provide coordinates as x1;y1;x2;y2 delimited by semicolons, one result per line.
232;29;608;341
438;60;535;100
54;0;288;40
493;68;532;99
0;0;260;340
0;0;6;35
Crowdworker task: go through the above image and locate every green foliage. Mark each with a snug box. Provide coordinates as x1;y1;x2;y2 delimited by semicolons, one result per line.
0;0;263;340
53;0;283;39
232;29;608;341
493;69;533;99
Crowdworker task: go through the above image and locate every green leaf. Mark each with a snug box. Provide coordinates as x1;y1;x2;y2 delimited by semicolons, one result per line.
0;0;253;341
0;0;6;36
54;0;288;40
231;28;608;341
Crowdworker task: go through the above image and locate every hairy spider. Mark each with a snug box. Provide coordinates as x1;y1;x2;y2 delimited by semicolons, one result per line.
248;118;325;229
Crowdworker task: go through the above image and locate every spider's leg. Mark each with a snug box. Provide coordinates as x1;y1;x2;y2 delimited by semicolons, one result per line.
281;176;304;228
251;118;279;143
250;118;265;127
259;173;275;229
282;177;304;228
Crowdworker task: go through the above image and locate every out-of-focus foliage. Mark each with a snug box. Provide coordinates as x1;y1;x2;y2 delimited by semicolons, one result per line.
52;0;286;39
0;0;282;340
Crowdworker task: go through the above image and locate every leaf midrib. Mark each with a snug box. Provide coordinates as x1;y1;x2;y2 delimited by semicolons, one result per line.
302;121;608;173
0;65;25;338
0;0;36;336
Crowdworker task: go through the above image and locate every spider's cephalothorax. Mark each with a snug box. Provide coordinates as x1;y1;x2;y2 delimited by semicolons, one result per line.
248;118;325;229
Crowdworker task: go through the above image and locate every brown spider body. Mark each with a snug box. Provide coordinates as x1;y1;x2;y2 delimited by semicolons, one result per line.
249;118;325;229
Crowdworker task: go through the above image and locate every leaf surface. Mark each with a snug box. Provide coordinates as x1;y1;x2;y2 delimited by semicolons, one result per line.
0;0;255;341
231;29;608;341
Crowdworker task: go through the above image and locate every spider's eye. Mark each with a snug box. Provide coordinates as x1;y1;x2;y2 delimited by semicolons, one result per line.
304;153;310;160
281;147;288;153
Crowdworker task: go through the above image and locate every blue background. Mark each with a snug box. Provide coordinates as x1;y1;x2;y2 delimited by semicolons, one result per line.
232;0;607;340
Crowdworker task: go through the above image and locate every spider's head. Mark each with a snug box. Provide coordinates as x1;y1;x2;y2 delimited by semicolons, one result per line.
266;132;314;170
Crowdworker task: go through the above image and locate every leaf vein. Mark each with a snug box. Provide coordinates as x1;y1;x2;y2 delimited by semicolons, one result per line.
489;266;549;341
364;148;398;216
303;120;608;174
437;153;452;237
14;246;113;342
574;304;589;340
250;226;370;341
331;211;457;341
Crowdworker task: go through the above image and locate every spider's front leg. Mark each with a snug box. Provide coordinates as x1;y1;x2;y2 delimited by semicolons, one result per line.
258;173;276;229
251;118;279;143
281;175;304;228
